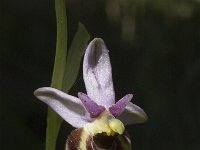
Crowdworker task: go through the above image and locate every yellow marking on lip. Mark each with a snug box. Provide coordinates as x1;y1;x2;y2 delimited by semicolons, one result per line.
79;112;125;149
83;111;125;136
109;118;125;135
79;130;88;150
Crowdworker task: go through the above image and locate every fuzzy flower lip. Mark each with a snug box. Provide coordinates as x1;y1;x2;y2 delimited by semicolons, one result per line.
34;38;147;128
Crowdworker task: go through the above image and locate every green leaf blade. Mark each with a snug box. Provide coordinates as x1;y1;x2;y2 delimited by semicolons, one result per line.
46;0;67;150
62;23;90;92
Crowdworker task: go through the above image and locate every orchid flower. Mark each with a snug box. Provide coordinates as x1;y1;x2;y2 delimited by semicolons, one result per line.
34;38;147;149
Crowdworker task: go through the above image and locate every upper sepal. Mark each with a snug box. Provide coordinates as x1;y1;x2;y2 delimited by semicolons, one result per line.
83;38;115;108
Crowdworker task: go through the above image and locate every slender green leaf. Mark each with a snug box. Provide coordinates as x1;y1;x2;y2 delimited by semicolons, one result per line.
51;0;67;90
62;23;90;92
46;0;67;150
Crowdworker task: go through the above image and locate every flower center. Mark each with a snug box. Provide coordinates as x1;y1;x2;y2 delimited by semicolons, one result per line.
83;111;125;136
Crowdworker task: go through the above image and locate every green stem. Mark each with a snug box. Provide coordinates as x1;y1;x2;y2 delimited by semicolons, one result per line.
46;0;67;150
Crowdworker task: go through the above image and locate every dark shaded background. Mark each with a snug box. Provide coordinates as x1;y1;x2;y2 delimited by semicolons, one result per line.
1;0;200;149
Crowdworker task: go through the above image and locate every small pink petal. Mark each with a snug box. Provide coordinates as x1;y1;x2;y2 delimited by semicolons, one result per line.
109;94;133;117
78;92;105;118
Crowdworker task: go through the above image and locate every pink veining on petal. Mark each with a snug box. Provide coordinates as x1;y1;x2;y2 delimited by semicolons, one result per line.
109;94;133;117
78;92;105;118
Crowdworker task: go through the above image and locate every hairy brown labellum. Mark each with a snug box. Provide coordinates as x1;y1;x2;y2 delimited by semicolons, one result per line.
66;128;132;150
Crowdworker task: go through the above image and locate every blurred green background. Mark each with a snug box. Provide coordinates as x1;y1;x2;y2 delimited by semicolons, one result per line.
1;0;200;149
